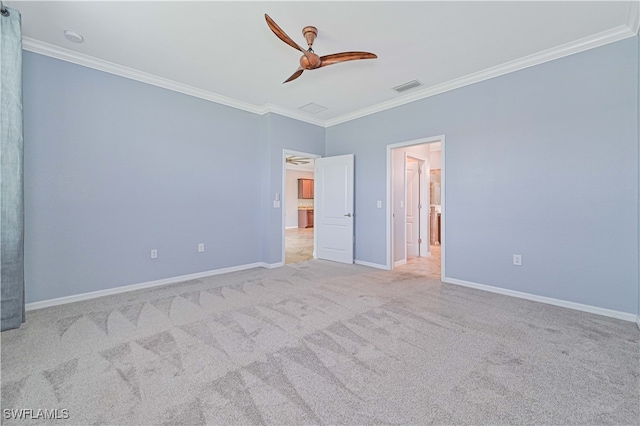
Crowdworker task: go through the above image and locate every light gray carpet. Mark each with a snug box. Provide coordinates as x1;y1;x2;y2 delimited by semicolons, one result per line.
1;260;638;425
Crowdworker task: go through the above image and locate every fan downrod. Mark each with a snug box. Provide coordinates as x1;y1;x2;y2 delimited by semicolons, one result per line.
302;26;318;51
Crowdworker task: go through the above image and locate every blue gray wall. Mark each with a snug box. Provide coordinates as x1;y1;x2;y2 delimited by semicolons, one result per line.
326;37;639;315
23;36;639;316
261;113;325;264
23;53;325;304
23;53;265;303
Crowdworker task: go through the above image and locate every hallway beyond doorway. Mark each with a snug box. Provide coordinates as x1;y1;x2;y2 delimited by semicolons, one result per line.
396;245;441;279
285;228;313;264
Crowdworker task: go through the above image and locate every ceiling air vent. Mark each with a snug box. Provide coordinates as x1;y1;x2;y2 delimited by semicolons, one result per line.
298;102;327;114
393;80;422;93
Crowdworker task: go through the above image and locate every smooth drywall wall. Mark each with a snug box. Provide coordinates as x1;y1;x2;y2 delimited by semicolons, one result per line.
23;53;264;303
326;37;639;315
261;113;325;264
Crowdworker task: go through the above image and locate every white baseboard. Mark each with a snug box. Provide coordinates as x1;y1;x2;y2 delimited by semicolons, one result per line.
355;260;390;270
443;276;637;323
637;316;640;330
393;259;407;267
26;262;274;311
285;226;298;229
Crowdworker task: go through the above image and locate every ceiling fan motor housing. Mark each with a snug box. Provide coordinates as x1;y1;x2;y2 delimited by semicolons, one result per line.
300;52;321;69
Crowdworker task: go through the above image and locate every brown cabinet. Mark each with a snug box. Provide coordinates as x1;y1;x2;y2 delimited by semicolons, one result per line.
298;209;314;228
298;179;314;199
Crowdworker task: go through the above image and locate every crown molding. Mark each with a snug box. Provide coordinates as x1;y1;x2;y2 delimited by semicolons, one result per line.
627;0;640;34
23;20;637;130
259;103;326;127
23;37;264;114
22;37;327;127
325;24;636;127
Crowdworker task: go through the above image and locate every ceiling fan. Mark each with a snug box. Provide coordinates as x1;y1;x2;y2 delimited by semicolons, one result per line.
286;156;311;165
265;14;378;83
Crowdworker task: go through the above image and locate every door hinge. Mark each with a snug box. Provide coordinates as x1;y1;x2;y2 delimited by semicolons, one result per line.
418;238;422;244
418;168;422;175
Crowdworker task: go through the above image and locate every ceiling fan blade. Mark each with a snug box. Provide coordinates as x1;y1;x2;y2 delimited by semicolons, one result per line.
283;67;304;84
319;52;378;68
265;14;305;53
286;156;311;164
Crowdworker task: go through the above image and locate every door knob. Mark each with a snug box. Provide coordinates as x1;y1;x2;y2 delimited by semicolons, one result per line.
344;213;352;217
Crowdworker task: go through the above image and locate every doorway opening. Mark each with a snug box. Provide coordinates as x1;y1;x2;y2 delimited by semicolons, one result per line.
387;136;444;279
283;150;319;264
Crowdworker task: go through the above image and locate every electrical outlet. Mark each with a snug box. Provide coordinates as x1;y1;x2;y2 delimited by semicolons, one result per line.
377;200;382;208
151;249;158;259
198;243;205;253
513;254;522;266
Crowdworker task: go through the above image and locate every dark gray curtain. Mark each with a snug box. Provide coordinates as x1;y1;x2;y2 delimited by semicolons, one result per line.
1;6;25;331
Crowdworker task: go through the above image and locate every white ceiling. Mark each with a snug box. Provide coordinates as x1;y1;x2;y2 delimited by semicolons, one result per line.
7;1;639;126
286;161;315;172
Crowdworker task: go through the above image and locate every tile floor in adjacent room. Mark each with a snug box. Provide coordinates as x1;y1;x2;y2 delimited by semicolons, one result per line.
285;227;314;264
285;227;441;280
400;245;442;279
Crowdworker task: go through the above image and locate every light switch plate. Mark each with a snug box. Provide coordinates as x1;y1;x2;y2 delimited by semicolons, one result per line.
273;200;281;208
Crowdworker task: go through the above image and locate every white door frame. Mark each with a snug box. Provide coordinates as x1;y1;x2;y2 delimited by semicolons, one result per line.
386;135;445;278
404;153;429;260
282;149;321;264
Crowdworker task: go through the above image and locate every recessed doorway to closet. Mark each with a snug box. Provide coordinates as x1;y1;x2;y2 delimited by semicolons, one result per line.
388;137;444;279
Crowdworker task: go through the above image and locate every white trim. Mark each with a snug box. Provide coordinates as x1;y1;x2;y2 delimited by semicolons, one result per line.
440;139;446;280
325;25;636;127
355;260;389;270
443;276;638;323
23;38;262;114
403;153;408;263
405;153;429;258
393;259;407;267
627;1;640;35
386;135;445;281
21;38;325;127
23;24;637;130
262;261;284;269
25;262;278;311
261;103;325;127
285;226;299;229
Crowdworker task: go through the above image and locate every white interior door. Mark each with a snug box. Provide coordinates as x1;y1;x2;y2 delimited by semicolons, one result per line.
406;158;419;258
420;159;430;256
315;154;354;264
